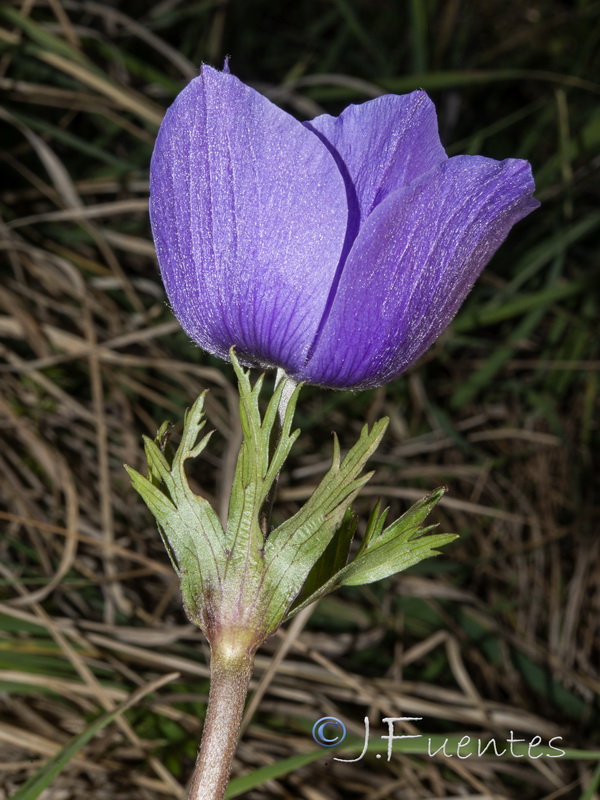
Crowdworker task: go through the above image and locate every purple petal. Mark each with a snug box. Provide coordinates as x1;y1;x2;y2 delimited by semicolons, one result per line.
305;91;447;224
301;156;540;389
150;65;348;371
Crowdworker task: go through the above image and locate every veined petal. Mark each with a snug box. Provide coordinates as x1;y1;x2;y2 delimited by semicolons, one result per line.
301;156;540;389
305;91;447;224
150;66;348;371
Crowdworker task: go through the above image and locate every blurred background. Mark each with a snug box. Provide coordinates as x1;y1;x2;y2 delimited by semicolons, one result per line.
0;1;599;798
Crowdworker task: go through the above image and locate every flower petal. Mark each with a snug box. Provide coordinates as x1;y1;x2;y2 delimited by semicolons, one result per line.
150;66;348;371
305;91;447;223
301;156;540;389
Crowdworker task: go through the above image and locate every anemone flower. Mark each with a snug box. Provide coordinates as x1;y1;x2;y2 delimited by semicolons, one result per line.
150;65;538;389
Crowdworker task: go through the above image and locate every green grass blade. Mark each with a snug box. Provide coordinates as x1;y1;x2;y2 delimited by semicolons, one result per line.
11;673;178;800
225;750;326;797
226;732;600;797
579;762;600;800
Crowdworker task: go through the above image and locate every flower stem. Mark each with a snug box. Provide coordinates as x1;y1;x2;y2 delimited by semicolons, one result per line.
274;368;297;427
187;646;254;800
187;370;299;797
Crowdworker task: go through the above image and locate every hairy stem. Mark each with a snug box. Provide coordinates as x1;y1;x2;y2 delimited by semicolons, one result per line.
187;647;254;800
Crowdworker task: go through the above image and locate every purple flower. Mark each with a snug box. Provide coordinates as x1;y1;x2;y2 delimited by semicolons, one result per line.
150;65;539;389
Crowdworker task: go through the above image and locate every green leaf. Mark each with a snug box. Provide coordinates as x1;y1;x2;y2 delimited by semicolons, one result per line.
125;393;227;625
225;352;301;570
288;489;454;615
126;358;452;638
124;466;177;518
294;508;357;607
339;488;456;586
356;499;388;557
263;419;388;626
340;531;457;586
145;420;174;490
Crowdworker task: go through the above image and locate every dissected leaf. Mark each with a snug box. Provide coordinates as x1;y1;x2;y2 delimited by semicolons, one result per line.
294;508;357;608
125;392;226;623
225;353;301;570
287;489;455;616
339;530;457;586
263;419;388;625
